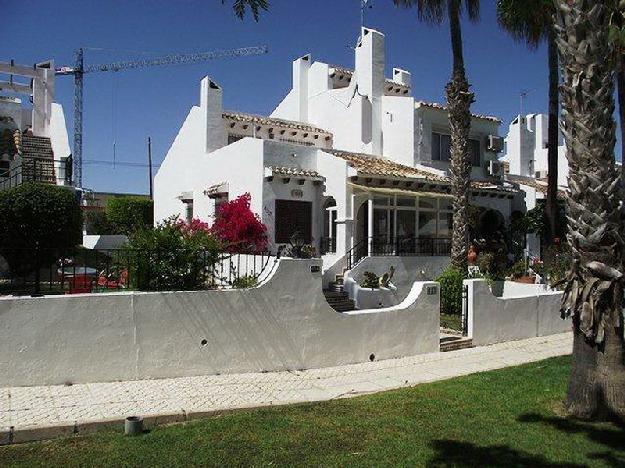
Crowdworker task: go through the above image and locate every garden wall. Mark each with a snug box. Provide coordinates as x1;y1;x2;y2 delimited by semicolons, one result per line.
346;256;450;306
0;259;440;387
465;279;571;347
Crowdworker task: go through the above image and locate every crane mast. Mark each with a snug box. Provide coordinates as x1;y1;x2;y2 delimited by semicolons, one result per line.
56;45;268;188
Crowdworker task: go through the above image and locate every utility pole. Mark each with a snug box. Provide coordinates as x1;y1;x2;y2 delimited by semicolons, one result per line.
147;136;153;200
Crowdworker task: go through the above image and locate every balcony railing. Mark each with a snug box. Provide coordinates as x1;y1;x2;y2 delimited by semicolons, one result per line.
346;237;451;269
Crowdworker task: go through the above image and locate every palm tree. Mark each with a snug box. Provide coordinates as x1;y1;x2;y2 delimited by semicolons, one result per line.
394;0;479;272
609;3;625;186
223;0;268;20
497;0;559;246
555;0;625;419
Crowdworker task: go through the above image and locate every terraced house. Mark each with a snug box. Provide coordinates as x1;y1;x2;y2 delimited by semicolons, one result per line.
154;28;518;284
0;61;72;190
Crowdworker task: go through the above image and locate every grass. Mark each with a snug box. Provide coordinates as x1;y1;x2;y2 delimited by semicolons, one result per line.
1;356;624;467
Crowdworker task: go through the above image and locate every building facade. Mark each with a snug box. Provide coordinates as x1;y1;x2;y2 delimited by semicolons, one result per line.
155;28;517;274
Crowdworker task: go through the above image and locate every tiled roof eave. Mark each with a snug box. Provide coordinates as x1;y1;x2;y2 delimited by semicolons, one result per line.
222;112;332;136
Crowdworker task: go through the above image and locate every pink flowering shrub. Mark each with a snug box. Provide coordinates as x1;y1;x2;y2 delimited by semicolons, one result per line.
211;193;268;253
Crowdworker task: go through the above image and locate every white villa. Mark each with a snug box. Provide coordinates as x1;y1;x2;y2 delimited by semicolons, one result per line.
0;61;72;189
155;28;519;278
501;113;568;211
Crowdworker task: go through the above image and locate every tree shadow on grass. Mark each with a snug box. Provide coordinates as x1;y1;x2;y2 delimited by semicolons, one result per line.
426;439;586;468
518;413;625;467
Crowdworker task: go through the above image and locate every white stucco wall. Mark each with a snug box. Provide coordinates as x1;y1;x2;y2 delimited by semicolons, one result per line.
465;279;570;346
382;96;415;166
346;256;451;307
0;259;440;387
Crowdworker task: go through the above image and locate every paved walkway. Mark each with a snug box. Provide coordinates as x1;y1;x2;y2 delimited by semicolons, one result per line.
1;332;572;444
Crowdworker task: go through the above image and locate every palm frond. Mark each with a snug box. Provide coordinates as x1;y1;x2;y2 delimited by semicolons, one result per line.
393;0;481;24
223;0;269;21
497;0;553;48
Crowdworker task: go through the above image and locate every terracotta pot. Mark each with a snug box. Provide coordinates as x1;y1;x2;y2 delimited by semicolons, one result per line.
515;276;536;284
467;246;478;265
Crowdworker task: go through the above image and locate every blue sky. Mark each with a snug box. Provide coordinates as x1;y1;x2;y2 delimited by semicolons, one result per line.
2;0;620;194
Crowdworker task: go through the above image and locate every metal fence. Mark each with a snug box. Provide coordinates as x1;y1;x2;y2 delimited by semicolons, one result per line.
0;156;72;191
347;237;452;269
0;247;275;297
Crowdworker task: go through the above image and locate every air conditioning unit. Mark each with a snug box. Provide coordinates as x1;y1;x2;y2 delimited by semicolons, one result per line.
535;170;548;180
489;160;505;178
486;135;504;153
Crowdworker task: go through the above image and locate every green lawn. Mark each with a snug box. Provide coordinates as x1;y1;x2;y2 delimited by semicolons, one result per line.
1;356;624;467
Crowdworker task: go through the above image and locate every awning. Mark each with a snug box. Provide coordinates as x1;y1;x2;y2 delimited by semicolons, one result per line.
348;182;453;198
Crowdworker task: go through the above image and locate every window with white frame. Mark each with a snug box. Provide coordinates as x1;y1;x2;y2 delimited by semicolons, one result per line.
368;194;454;240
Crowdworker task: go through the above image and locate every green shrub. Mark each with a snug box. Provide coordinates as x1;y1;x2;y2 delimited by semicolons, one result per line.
544;242;572;288
84;210;115;235
232;275;258;289
360;271;380;289
436;267;465;316
507;259;527;279
0;183;82;275
123;217;221;291
106;196;153;235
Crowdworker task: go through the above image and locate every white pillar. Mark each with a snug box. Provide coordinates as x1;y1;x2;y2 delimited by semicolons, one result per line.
367;194;374;257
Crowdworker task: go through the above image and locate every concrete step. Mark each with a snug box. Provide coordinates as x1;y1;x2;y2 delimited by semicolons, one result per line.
440;336;473;352
323;289;356;313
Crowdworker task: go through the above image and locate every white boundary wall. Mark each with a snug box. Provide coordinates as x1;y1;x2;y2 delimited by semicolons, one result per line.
0;259;440;387
465;279;571;346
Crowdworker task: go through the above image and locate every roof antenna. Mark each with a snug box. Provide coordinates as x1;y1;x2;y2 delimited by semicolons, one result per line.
361;0;373;29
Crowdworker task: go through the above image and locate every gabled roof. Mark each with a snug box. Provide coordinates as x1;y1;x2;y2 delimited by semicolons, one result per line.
326;149;447;183
223;111;332;136
415;101;502;124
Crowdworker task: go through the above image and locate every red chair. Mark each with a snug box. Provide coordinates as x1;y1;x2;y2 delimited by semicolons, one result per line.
67;275;93;294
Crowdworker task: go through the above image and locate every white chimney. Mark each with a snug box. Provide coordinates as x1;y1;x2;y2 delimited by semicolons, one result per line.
200;77;226;153
392;68;411;89
355;27;385;155
292;54;311;122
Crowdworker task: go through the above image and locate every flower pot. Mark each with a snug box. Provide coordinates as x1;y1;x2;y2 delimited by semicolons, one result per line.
515;276;536;284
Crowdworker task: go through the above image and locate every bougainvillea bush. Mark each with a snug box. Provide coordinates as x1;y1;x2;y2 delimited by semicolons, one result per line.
211;193;268;253
124;216;221;291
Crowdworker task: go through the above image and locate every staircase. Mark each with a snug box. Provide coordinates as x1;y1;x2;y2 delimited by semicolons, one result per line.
323;274;356;312
19;135;56;184
440;335;474;352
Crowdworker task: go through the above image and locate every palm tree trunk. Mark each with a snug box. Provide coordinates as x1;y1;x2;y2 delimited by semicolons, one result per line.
556;0;625;420
545;28;559;245
447;0;474;272
617;55;625;188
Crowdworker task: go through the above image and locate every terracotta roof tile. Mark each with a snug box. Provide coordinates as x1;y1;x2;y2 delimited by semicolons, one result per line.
327;149;447;182
415;101;502;124
506;174;566;198
223;112;332;135
269;166;323;179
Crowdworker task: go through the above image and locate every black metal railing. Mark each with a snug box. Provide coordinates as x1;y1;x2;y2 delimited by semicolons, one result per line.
0;156;72;191
0;247;275;297
319;237;337;255
346;237;452;269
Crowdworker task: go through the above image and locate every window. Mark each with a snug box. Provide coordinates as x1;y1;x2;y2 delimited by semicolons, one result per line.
469;139;481;167
214;194;229;216
275;200;312;243
432;132;481;166
184;201;194;223
419;197;437;210
418;211;437;238
438;212;453;238
432;132;451;162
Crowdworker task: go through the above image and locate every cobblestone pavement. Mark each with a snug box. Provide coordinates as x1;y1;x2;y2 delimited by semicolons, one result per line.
0;333;572;443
